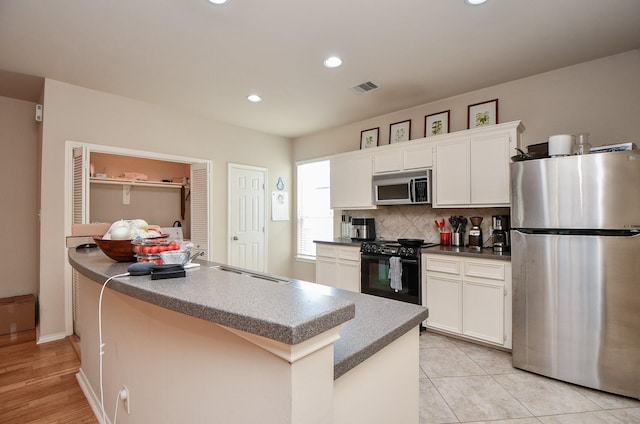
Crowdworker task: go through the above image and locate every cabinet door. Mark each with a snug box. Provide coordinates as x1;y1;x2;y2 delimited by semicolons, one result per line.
330;152;374;209
462;279;505;345
434;138;470;206
338;260;360;292
470;131;511;205
316;256;338;287
403;143;433;170
426;273;462;333
350;153;374;208
373;148;402;174
330;155;351;209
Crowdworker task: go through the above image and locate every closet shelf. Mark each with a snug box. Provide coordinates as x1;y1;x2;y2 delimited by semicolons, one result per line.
90;177;183;189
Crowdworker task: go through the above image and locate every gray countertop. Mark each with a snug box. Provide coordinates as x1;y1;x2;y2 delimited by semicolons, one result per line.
314;238;363;247
422;245;511;261
315;239;511;261
68;248;428;379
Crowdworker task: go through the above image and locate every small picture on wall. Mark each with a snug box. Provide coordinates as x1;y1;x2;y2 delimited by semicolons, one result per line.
424;111;450;137
467;99;498;129
389;120;411;143
360;127;379;149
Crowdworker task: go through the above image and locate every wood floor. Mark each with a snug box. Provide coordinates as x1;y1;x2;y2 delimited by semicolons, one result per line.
0;331;98;424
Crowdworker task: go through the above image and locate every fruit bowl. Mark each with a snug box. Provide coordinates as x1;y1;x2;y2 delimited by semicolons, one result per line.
93;235;168;262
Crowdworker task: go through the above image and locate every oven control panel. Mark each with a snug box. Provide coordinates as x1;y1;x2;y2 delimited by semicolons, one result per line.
361;242;418;258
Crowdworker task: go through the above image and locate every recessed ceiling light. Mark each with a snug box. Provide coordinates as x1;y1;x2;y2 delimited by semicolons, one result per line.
465;0;488;5
247;94;262;103
208;0;228;4
323;56;342;68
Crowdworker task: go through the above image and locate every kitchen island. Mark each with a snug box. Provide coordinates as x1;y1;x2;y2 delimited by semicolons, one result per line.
68;248;427;424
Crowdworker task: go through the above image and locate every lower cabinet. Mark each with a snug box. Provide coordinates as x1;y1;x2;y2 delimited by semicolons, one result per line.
315;243;361;292
423;254;512;349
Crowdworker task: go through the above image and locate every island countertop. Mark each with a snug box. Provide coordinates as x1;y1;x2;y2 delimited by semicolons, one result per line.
68;248;428;379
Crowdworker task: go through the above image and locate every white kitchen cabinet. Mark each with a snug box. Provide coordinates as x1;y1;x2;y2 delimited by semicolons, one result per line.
425;272;462;334
330;151;375;209
403;142;434;170
423;253;512;348
315;243;361;292
372;138;433;174
433;121;523;208
433;138;470;205
470;131;513;205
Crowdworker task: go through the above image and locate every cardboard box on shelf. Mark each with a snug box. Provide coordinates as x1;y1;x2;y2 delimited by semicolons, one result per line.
71;223;111;237
67;223;112;248
0;294;36;336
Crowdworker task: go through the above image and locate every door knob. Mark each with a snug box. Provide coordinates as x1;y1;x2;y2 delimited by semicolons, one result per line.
233;236;238;240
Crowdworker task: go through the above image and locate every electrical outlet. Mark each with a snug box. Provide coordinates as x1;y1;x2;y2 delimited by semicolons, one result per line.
120;385;130;415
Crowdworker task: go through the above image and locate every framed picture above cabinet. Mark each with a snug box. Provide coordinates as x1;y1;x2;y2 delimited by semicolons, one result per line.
424;110;450;137
361;127;379;149
467;99;498;129
389;120;411;143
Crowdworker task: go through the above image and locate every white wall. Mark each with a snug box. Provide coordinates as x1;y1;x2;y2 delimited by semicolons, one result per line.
0;96;40;298
291;49;640;281
39;79;293;341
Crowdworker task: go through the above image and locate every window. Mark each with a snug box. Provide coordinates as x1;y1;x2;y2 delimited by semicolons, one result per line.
297;160;333;259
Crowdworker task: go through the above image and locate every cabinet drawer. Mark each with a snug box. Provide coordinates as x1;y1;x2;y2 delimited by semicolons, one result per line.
425;255;461;275
316;244;337;258
464;260;505;281
338;246;361;262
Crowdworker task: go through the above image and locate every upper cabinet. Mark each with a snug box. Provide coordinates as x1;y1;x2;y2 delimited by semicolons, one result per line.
372;138;434;174
328;121;523;210
433;121;523;208
330;150;375;209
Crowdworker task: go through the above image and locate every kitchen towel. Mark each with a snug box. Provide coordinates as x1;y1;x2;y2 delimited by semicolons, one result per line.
389;256;403;291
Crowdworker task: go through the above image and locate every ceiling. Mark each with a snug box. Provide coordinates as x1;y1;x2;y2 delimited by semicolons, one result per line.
1;0;639;139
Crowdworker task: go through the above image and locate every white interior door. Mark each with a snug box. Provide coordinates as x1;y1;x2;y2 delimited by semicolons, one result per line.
228;164;266;272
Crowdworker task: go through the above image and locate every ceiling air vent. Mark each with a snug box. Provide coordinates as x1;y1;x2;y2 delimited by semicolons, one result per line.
352;81;379;94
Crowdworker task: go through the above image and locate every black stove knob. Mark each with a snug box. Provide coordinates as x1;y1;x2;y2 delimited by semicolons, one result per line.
399;247;407;256
407;247;415;256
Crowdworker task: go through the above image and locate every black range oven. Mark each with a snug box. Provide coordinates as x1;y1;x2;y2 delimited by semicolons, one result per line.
360;240;437;305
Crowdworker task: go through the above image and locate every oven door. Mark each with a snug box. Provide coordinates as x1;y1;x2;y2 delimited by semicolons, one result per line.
360;254;421;304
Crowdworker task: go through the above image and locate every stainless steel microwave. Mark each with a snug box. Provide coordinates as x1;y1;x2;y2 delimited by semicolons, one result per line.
372;169;432;205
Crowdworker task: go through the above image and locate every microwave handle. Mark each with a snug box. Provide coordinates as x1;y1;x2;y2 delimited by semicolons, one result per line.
409;179;415;202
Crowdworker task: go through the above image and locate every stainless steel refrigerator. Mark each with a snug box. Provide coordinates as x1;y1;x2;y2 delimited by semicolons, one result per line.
511;150;640;399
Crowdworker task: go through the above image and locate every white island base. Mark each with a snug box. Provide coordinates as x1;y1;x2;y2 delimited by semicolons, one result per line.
76;274;419;424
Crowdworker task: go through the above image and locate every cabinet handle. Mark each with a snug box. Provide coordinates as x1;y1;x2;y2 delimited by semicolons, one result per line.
233;236;238;241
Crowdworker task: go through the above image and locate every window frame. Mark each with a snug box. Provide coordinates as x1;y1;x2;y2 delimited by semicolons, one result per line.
295;158;333;260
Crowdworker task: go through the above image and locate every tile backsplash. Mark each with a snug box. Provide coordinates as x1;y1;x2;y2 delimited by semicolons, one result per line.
342;205;510;247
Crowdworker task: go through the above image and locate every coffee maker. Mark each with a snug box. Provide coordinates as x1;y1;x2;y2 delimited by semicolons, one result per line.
350;218;376;241
492;215;510;252
468;216;483;249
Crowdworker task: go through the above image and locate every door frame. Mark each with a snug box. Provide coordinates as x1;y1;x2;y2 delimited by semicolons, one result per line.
64;140;212;337
227;163;268;272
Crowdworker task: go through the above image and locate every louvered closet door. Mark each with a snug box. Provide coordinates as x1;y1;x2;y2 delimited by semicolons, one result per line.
190;162;210;259
72;147;89;337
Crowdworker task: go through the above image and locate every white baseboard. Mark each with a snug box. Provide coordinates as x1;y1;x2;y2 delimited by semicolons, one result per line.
37;331;67;344
76;368;108;424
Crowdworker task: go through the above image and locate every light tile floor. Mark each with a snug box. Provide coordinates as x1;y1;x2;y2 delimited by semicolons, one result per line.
419;331;640;424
